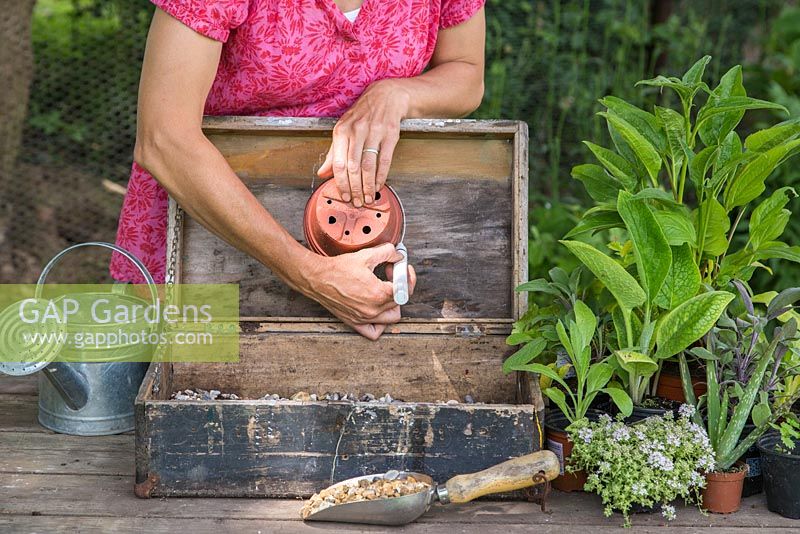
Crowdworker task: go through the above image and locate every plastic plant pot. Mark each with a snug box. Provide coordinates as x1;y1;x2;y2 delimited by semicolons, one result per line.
303;179;403;256
758;432;800;519
702;461;748;514
545;410;605;492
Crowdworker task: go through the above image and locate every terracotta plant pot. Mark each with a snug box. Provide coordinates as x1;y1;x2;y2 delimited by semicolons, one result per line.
545;411;604;492
303;179;404;256
702;462;748;514
655;371;706;403
546;425;587;492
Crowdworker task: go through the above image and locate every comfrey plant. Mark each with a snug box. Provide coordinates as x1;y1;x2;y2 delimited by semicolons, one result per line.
504;299;633;425
560;57;800;406
568;408;713;527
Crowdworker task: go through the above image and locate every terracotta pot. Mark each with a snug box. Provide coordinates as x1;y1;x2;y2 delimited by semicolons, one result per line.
303;179;403;256
702;462;748;514
655;371;706;403
546;426;587;492
544;412;608;492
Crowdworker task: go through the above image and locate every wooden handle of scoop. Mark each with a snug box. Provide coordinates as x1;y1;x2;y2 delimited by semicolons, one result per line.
443;450;560;504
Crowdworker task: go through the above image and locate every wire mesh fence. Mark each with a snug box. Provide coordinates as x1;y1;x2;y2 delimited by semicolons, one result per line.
1;0;153;283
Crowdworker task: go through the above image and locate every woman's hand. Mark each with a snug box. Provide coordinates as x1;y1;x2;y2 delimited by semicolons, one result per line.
317;79;410;207
300;243;417;340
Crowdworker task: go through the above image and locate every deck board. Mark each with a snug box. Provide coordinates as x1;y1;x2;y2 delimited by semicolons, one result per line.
2;384;797;532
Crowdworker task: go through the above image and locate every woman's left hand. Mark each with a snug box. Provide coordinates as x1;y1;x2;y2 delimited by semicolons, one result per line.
317;79;410;207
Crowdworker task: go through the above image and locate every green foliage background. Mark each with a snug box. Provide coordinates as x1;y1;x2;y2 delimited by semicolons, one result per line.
19;0;800;286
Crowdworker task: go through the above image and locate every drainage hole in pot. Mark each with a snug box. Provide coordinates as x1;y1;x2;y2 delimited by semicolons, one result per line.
345;230;350;235
362;226;372;234
326;199;332;204
375;192;381;200
376;213;381;218
328;216;336;224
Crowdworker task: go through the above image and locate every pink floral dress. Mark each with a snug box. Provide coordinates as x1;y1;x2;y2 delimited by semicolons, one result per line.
112;0;485;282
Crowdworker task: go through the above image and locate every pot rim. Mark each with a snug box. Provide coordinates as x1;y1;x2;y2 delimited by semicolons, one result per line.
757;432;800;460
705;460;749;480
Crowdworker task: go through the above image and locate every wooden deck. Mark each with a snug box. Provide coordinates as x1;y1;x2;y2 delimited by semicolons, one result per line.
2;375;798;533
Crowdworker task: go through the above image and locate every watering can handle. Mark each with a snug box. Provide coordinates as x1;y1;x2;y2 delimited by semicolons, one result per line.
34;242;158;307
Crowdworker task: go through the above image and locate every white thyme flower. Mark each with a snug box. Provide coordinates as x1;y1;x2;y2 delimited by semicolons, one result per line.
661;504;676;521
678;404;695;419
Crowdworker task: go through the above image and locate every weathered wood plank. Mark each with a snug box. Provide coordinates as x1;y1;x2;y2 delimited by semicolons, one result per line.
137;398;541;498
0;469;795;529
0;396;43;433
202;116;522;136
0;374;37;395
0;449;131;477
6;515;789;534
171;333;517;402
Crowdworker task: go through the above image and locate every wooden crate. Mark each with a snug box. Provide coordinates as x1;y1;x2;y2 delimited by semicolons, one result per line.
134;117;544;498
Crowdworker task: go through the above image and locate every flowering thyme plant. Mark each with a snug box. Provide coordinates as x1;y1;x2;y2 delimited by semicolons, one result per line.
568;407;714;526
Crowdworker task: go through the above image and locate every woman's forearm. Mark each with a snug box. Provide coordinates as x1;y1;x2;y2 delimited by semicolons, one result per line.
134;130;317;291
393;60;485;119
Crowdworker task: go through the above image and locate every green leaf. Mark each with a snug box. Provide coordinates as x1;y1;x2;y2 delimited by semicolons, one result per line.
543;387;573;422
682;55;712;85
724;139;800;210
752;401;772;428
581;142;638;190
564;210;623;238
571;163;625;203
655;106;686;178
614;349;659;379
617;191;672;303
560;240;646;312
745;118;800;153
572;300;597;356
655;291;736;359
502;337;548;374
515;279;562;296
632;188;682;207
506;332;535;345
636;76;696;102
586;362;613;394
717;344;778;469
654;209;696;246
599;96;665;153
600;111;662;184
697;96;788;130
698;65;746;146
654;244;701;310
756;242;800;263
507;362;569;391
556;320;573;359
767;287;800;320
602;387;633;417
689;145;718;191
749;187;797;249
694;198;731;257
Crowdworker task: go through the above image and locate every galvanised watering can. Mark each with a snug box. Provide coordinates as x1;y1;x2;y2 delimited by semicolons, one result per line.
0;242;157;435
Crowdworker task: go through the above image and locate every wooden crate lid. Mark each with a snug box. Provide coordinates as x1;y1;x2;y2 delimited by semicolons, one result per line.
170;117;528;327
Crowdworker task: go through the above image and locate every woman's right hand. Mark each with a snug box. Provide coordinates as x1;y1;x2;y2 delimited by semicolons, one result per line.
301;243;416;340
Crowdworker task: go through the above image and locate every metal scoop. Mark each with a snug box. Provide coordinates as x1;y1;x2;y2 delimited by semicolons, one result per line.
303;450;559;526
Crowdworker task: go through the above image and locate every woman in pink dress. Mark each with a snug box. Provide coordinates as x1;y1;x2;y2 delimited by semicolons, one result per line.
113;0;486;339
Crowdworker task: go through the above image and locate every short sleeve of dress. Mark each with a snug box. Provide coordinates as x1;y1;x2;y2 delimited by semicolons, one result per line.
151;0;249;42
439;0;485;29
